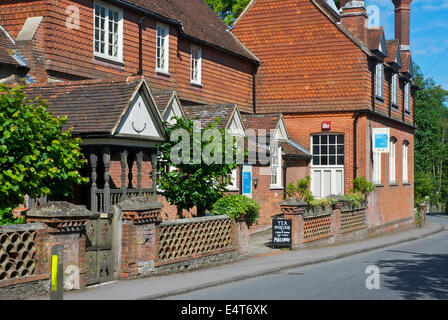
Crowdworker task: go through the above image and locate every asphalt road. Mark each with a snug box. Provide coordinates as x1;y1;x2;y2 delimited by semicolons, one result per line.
165;215;448;300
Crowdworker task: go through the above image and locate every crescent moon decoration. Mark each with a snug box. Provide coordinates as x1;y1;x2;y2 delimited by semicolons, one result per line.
131;102;147;133
132;121;147;134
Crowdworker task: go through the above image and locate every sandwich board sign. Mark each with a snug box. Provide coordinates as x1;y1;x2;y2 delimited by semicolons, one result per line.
372;128;390;153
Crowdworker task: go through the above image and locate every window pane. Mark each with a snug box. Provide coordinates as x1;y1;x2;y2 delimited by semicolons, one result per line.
329;135;336;144
321;156;328;165
337;145;344;154
313;135;320;144
313;156;320;165
337;135;344;144
329;156;336;165
313;146;320;155
321;135;327;144
329;145;336;155
321;146;327;154
337;156;344;165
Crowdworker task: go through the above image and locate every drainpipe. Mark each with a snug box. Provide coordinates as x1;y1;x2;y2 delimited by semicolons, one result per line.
252;68;257;114
353;113;360;183
137;16;147;75
283;156;288;200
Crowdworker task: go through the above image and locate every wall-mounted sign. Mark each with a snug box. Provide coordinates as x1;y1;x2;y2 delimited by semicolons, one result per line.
242;165;252;198
372;128;390;153
272;219;292;249
322;121;331;130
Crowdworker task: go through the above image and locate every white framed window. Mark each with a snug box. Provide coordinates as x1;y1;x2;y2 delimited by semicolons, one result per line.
392;73;398;107
94;1;123;62
270;145;282;189
373;152;382;185
375;63;384;99
156;23;169;74
311;134;345;198
226;168;239;191
403;141;409;183
389;138;396;183
191;46;202;85
404;82;410;113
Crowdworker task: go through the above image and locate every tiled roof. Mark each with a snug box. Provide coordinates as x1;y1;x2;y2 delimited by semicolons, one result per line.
151;90;174;114
242;114;281;134
281;140;311;158
0;26;21;67
385;40;400;64
23;76;144;135
366;28;383;52
123;0;257;62
183;104;236;129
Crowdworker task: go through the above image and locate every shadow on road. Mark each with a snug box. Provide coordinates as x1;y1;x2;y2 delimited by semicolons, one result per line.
378;250;448;299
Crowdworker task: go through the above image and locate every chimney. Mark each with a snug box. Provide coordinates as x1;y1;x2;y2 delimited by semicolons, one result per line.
340;1;368;43
392;0;412;51
339;0;350;8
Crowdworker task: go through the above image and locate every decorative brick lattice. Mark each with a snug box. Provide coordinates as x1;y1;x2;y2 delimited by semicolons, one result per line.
158;217;233;264
341;209;366;233
303;214;332;241
0;230;37;281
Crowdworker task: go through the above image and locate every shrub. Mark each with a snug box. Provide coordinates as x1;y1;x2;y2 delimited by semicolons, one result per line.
285;175;313;202
210;195;260;226
351;177;376;195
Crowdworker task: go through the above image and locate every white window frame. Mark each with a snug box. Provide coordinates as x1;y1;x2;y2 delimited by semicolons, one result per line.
226;168;239;191
270;145;283;189
191;45;202;85
156;23;169;74
392;73;398;107
404;82;410;113
93;1;123;63
375;63;384;99
373;152;382;185
389;138;396;183
403;142;409;183
310;134;345;198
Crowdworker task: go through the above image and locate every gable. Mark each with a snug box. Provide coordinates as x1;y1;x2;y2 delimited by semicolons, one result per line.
274;117;288;141
378;32;388;57
115;88;165;141
163;94;184;124
227;108;246;136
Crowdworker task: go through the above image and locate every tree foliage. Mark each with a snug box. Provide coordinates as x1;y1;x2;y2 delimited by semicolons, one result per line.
206;0;251;26
0;84;88;225
157;116;243;217
413;65;448;208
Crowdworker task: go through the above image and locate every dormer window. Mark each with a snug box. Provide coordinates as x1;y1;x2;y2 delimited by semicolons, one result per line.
392;73;398;107
404;82;410;114
191;46;202;85
94;1;123;62
156;23;169;74
375;63;384;99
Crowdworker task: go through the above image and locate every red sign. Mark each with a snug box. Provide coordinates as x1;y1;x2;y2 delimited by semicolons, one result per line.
322;121;331;130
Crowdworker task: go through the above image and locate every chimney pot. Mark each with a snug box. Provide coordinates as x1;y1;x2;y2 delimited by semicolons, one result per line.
392;0;412;50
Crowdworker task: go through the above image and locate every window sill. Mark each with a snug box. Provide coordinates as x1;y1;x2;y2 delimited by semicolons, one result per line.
404;111;411;116
403;182;411;186
191;81;203;88
374;183;384;188
226;188;239;192
93;55;124;67
375;97;384;104
389;183;399;187
156;70;170;78
270;186;284;191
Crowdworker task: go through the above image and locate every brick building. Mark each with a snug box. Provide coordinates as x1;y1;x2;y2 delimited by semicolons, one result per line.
232;0;416;230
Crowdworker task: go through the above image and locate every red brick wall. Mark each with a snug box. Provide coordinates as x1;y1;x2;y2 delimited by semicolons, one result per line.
0;0;255;112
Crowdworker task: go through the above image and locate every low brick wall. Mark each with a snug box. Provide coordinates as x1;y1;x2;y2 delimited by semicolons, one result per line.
0;223;49;299
278;198;416;249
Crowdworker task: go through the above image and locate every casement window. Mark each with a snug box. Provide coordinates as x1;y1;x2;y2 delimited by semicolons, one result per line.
156;23;169;74
404;82;410;113
226;168;239;191
375;63;384;99
392;73;399;107
311;134;345;198
373;152;382;185
270;145;282;189
94;1;123;62
389;137;396;183
403;141;409;183
191;46;202;85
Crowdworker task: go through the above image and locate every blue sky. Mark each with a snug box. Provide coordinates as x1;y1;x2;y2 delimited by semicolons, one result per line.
364;0;448;90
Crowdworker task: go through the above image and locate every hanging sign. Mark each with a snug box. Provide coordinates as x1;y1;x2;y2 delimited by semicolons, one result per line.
372;128;390;153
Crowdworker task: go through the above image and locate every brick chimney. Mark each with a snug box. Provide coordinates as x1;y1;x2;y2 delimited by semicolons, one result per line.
392;0;412;51
340;1;368;44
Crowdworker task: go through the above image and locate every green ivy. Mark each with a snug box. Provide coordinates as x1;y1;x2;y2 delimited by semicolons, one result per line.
210;195;260;226
0;84;88;225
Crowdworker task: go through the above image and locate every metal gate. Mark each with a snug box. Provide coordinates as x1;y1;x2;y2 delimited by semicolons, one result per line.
85;214;114;285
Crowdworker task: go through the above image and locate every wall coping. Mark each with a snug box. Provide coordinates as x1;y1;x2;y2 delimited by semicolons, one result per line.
118;198;164;212
26;201;93;219
280;199;308;207
160;215;230;227
0;222;46;233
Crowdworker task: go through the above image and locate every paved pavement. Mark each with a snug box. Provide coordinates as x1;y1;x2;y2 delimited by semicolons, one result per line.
50;216;445;300
167;215;448;300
